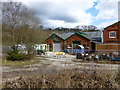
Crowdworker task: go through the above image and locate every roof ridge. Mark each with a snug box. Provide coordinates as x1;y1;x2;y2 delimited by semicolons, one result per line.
45;32;91;41
104;21;120;29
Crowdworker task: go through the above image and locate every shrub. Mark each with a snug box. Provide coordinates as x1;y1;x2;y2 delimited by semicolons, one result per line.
7;53;26;61
6;45;36;61
7;45;26;61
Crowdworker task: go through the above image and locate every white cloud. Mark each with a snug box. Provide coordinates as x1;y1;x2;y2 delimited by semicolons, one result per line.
42;9;94;28
94;0;119;29
7;0;120;29
95;0;119;20
96;20;117;29
19;0;97;28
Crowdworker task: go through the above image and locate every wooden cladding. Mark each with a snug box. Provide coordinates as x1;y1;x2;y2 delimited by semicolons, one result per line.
104;21;120;43
96;44;120;52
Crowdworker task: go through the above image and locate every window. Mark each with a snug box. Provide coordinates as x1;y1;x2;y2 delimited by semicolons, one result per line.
109;31;116;38
53;37;57;41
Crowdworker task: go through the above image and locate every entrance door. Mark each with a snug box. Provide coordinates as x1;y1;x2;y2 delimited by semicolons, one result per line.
73;41;80;49
91;42;96;52
53;42;62;52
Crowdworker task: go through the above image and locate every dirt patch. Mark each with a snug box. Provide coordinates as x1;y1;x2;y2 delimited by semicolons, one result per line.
2;55;120;88
3;68;120;88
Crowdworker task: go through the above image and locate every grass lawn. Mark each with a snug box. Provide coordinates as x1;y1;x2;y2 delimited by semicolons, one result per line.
2;56;43;67
2;56;120;68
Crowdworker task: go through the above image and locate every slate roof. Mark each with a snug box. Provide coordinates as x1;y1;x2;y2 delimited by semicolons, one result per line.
45;32;91;41
56;32;74;39
83;31;102;38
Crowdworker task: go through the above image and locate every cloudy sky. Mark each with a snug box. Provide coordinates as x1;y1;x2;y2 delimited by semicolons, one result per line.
19;0;119;29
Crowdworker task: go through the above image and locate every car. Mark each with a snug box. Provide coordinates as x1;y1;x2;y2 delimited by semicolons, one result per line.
112;57;120;61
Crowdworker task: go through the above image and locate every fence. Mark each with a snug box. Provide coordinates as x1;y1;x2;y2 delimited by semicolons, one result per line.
96;43;120;53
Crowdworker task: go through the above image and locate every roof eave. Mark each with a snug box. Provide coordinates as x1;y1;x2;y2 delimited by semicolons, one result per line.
104;21;120;29
45;33;64;41
65;32;91;41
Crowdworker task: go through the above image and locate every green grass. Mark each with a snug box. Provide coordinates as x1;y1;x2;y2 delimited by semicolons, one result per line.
2;57;41;67
2;56;120;68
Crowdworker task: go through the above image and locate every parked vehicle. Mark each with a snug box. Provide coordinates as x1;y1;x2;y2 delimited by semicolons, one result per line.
111;57;120;61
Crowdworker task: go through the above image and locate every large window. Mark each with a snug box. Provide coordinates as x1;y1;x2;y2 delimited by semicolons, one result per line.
109;31;116;38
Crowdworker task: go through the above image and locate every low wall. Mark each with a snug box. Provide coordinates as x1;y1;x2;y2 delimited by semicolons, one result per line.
96;43;120;53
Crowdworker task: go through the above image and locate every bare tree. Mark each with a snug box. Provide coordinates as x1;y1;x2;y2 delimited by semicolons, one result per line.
81;25;98;31
81;25;89;31
2;2;45;45
2;2;24;44
15;8;40;44
87;25;97;31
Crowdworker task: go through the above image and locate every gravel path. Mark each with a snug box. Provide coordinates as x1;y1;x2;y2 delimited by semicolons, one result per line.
2;54;120;82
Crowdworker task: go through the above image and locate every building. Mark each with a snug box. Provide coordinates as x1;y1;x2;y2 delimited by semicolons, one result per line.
104;21;120;43
96;21;120;53
64;32;91;53
83;31;103;43
45;32;92;53
45;33;64;52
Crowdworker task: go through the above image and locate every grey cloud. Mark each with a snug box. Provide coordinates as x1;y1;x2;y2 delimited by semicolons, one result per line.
23;1;95;28
48;14;79;23
29;2;79;23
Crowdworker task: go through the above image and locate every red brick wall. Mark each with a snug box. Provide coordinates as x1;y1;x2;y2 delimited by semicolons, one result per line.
104;24;120;43
65;34;91;50
45;35;64;51
45;33;91;51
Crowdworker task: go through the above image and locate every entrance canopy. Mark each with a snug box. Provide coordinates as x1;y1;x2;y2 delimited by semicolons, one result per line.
77;45;84;49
